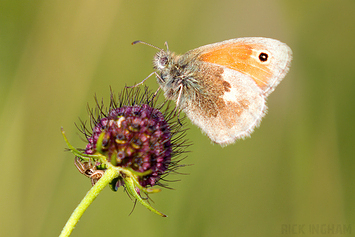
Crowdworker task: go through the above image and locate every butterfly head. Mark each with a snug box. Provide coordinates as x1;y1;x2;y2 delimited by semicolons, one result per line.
153;49;174;71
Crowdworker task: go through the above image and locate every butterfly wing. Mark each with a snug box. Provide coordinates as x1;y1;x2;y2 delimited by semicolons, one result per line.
181;37;292;145
182;65;266;145
192;37;292;95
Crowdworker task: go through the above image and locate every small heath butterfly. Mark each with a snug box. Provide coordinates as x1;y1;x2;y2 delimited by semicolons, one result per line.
132;37;292;146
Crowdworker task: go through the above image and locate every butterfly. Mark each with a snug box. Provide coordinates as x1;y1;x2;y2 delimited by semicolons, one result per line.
132;37;292;146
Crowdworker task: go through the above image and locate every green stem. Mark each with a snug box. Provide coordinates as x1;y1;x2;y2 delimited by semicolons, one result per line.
59;166;119;237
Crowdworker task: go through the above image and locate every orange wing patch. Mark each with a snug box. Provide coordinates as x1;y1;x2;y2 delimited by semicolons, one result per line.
199;43;272;90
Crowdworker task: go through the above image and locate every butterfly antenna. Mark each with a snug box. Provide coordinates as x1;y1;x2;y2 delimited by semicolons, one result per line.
132;41;163;51
164;41;169;51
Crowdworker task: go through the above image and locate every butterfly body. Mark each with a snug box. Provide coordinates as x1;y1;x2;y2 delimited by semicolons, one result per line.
147;37;292;145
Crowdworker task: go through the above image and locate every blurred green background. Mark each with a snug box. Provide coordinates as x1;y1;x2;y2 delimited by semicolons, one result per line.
1;0;354;236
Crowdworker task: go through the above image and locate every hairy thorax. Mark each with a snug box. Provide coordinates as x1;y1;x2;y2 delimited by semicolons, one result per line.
154;50;233;118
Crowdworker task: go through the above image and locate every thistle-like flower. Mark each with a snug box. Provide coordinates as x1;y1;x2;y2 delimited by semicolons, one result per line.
62;87;189;218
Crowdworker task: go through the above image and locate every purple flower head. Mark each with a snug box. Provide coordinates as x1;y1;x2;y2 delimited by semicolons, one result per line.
76;87;190;191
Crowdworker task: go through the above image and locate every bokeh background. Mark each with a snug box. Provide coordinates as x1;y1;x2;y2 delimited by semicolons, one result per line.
1;0;354;236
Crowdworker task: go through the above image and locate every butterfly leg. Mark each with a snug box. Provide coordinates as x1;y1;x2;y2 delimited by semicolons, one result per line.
152;86;161;99
175;84;183;108
126;71;158;88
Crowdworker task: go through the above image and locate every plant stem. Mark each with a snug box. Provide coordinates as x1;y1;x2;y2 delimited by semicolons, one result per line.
59;166;119;237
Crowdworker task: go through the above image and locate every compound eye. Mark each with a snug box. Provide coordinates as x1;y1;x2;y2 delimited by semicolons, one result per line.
160;56;168;66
